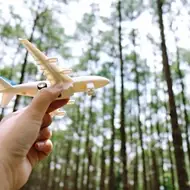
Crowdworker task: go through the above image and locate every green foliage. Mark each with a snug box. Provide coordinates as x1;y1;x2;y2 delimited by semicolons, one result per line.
0;23;25;39
0;66;12;78
75;13;96;36
123;0;144;19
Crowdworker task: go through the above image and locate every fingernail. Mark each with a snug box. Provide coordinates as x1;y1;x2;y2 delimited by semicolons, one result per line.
35;142;45;150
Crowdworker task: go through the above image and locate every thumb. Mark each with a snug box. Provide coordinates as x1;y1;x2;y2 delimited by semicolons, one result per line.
26;84;64;120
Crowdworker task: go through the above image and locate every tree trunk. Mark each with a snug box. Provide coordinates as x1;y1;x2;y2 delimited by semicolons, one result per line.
154;74;166;188
157;0;189;189
100;140;106;190
108;66;116;190
176;46;190;165
74;104;83;190
51;149;58;190
117;1;129;189
164;101;176;190
155;122;166;188
92;150;99;190
13;0;42;111
63;140;73;190
100;89;106;190
150;107;160;190
151;144;160;190
80;151;86;190
132;29;147;190
86;96;93;190
133;146;138;190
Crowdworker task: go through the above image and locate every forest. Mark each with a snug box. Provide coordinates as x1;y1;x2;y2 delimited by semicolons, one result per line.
0;0;190;190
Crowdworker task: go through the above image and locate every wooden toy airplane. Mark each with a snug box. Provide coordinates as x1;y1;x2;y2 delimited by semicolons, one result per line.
0;39;109;115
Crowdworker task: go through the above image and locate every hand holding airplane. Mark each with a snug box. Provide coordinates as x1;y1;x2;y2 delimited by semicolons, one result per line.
0;39;109;115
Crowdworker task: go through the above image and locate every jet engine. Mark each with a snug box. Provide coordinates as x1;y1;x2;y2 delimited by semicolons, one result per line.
37;82;47;90
86;82;95;96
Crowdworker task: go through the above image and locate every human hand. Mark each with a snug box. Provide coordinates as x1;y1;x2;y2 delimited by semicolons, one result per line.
0;85;69;190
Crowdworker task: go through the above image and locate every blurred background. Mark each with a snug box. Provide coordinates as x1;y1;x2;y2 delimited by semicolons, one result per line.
0;0;190;189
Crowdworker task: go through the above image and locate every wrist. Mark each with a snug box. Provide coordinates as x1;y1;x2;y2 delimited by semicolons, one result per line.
0;159;14;190
0;145;31;190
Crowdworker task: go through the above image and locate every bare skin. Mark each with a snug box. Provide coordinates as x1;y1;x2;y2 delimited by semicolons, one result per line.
0;84;69;190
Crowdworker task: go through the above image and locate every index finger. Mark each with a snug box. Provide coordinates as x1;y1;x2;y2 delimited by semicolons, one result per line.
46;99;69;113
27;84;63;120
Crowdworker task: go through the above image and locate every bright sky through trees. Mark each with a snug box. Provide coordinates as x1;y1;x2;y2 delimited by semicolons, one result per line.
1;0;190;189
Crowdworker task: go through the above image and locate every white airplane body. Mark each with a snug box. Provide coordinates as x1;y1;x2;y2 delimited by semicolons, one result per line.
0;39;109;115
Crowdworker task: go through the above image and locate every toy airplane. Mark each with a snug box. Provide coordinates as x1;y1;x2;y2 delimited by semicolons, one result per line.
0;39;109;115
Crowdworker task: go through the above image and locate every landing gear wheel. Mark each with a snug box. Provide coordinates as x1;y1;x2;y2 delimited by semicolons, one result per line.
37;82;47;90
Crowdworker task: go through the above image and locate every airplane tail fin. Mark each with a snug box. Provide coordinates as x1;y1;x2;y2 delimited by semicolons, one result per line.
0;77;13;90
1;93;15;107
0;77;14;107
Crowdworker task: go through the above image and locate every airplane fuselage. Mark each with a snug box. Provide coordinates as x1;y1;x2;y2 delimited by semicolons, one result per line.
1;76;109;99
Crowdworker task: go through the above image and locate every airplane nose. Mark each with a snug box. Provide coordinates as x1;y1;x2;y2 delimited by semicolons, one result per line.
88;76;110;89
103;78;110;85
99;76;110;87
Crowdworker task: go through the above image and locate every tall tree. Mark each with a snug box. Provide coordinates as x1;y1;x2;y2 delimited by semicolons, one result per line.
117;1;129;189
13;0;43;111
175;41;190;166
108;64;116;190
131;29;148;190
156;0;189;189
85;96;94;190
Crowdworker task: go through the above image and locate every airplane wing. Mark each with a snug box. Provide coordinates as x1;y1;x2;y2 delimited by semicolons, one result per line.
19;39;73;85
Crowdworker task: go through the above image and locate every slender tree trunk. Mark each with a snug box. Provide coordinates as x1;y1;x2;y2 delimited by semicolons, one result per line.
86;96;93;190
150;107;160;190
164;101;176;190
157;1;189;189
108;65;116;190
155;122;166;188
176;46;190;165
51;150;58;190
13;0;42;111
100;139;106;190
63;140;73;190
78;104;86;190
166;119;176;190
128;100;138;190
132;29;147;190
74;104;83;190
44;155;52;190
154;74;166;189
151;143;160;190
100;89;106;190
117;1;128;189
133;146;138;190
80;151;86;190
92;150;99;190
